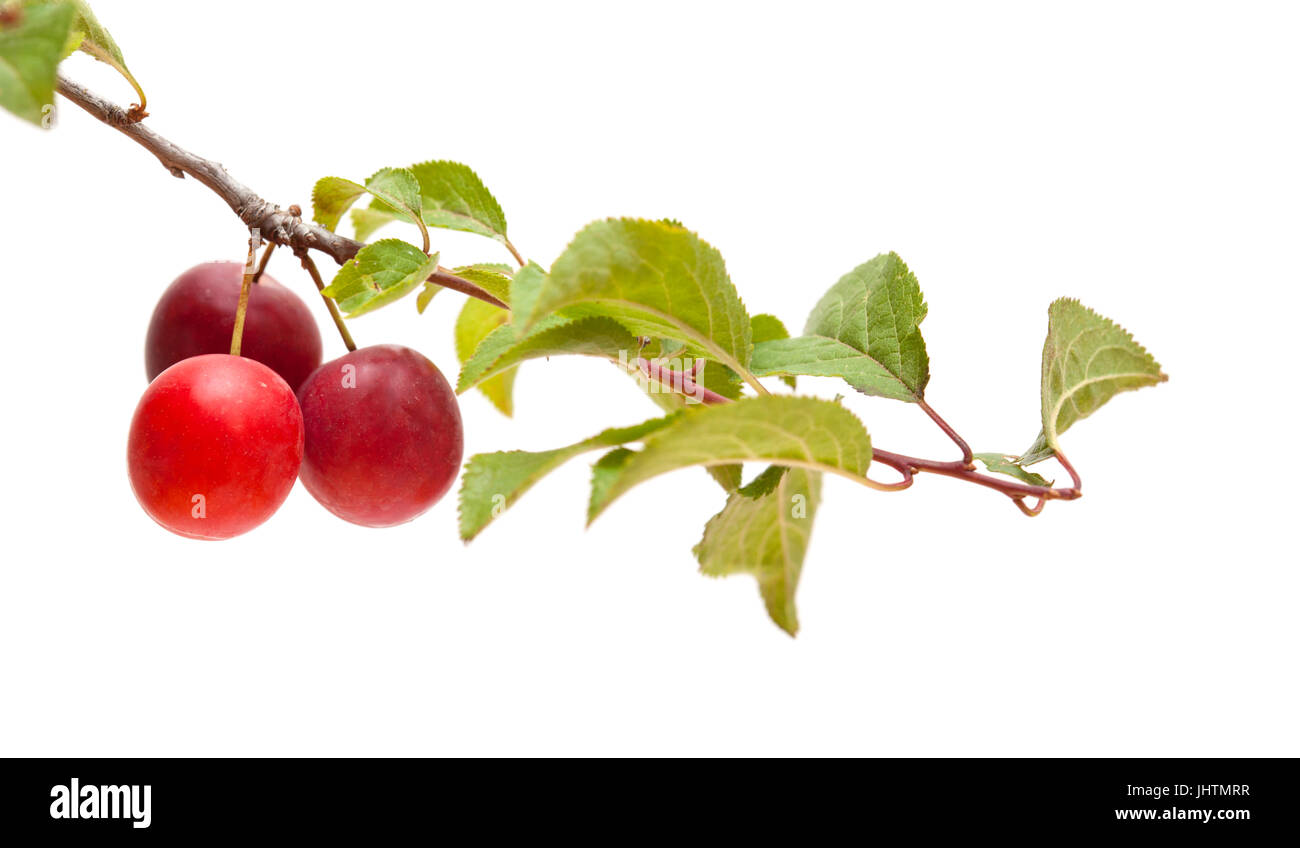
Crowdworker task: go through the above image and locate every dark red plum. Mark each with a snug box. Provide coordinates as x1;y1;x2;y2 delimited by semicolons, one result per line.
297;345;463;528
145;261;323;392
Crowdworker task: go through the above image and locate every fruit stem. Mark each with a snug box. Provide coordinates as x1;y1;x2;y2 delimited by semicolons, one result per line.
252;241;275;284
229;236;256;356
298;250;357;353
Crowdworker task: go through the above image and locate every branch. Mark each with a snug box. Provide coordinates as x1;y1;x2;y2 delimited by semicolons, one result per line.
872;449;1081;504
53;78;1079;515
55;76;507;310
699;387;1079;511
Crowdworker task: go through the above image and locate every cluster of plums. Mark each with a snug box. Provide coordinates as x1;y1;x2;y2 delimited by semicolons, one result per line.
127;261;464;539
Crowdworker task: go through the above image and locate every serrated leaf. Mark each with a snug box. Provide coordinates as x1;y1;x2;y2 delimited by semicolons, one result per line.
355;160;515;254
449;264;513;305
738;465;787;498
751;314;789;344
1020;298;1168;464
587;395;872;523
21;0;146;108
455;298;516;416
789;252;929;400
750;335;918;402
523;219;754;379
0;3;74;126
706;464;742;492
751;313;795;388
350;206;397;243
589;448;637;517
313;168;423;235
457;315;638;395
415;282;440;314
973;453;1052;487
410;159;508;238
695;466;821;636
459;417;675;541
652;339;686;358
507;262;548;323
462;262;514;275
459;253;744;412
321;241;439;317
67;0;141;99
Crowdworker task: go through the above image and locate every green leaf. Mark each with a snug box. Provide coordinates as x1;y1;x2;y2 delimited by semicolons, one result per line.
66;1;141;99
68;2;116;56
20;0;146;108
751;313;795;388
695;466;822;636
751;335;918;402
1021;298;1168;464
461;262;514;275
973;453;1052;487
523;219;755;380
321;241;439;317
706;464;743;492
411;159;508;239
751;314;789;344
455;298;516;416
502;263;744;413
354;160;515;255
351;206;397;243
587;395;872;523
459;417;675;541
457;315;639;395
415;282;441;314
792;252;930;400
738;464;787;498
507;262;548;323
449;263;514;305
588;448;637;517
312;167;423;235
0;2;74;127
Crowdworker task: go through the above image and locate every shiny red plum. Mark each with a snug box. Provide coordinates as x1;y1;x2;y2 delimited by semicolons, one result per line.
128;354;305;540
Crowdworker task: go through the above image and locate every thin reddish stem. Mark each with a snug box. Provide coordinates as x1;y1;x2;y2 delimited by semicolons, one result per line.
1013;496;1047;517
917;398;973;465
636;358;729;405
871;448;1082;504
865;451;916;491
1055;448;1083;491
698;373;1076;509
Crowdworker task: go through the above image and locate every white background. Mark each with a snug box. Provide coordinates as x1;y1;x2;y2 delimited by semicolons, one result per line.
2;1;1296;756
